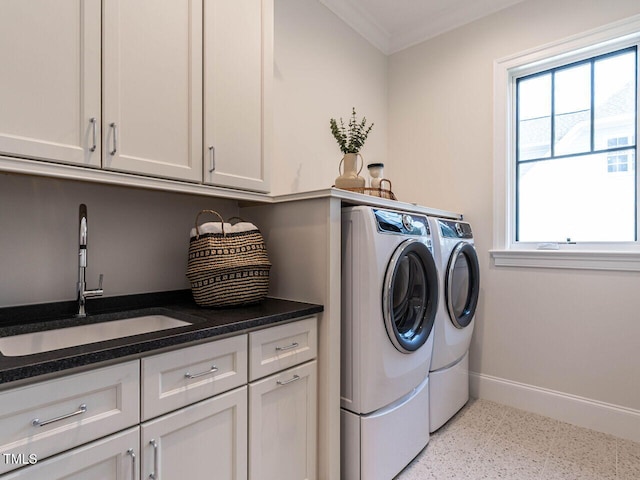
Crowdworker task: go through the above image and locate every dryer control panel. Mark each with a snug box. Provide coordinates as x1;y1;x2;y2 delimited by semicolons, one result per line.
439;220;473;239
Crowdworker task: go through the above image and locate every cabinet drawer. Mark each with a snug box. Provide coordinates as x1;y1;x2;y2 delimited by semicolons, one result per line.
142;334;247;420
0;361;139;475
249;316;317;381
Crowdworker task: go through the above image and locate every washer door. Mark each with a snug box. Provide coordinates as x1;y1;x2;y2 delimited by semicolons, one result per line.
383;239;438;353
445;242;480;329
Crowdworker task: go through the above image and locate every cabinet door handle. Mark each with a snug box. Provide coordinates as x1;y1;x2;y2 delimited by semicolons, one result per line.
32;403;87;427
110;122;118;156
184;365;218;379
127;449;136;480
89;117;97;152
275;342;299;352
149;439;159;480
208;146;215;172
277;374;300;386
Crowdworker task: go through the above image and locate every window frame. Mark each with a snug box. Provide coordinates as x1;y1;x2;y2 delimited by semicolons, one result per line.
492;15;640;271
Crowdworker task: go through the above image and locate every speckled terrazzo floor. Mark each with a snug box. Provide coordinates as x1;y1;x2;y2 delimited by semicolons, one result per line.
395;398;640;480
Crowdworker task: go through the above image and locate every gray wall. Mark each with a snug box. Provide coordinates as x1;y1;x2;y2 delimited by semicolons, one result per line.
0;173;238;306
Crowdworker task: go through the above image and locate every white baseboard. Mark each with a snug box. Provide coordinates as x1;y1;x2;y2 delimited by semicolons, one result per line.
469;372;640;443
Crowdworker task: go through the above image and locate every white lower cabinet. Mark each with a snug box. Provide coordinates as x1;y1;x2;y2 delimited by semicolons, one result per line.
249;361;317;480
0;361;140;476
2;428;139;480
141;386;248;480
0;315;317;479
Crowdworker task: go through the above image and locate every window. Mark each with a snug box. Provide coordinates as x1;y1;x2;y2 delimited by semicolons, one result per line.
607;137;632;173
492;17;640;270
516;47;637;243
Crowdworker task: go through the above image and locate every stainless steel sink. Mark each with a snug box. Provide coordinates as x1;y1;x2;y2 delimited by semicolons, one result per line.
0;315;191;356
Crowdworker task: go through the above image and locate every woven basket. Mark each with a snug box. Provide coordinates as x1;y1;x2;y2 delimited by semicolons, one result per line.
337;179;397;200
187;210;271;307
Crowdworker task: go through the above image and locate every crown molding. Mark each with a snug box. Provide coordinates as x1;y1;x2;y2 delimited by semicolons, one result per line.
319;0;391;54
320;0;525;55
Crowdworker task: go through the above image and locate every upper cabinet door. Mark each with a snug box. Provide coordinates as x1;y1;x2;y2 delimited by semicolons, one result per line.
102;0;203;182
0;0;101;167
203;0;273;193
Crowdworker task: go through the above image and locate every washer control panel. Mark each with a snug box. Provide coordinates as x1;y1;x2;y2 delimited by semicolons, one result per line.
373;209;430;237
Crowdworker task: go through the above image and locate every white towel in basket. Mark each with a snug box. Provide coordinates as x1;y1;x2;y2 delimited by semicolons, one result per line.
190;221;257;238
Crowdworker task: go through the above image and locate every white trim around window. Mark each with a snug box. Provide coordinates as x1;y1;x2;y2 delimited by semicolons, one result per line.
492;14;640;271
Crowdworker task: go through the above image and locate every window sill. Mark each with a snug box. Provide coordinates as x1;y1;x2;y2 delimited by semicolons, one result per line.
490;249;640;272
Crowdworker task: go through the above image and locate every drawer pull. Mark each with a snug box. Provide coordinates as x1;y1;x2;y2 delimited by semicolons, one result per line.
32;403;87;427
185;365;219;379
275;342;299;352
277;374;300;386
110;122;118;155
89;117;97;152
208;145;215;173
149;439;159;479
127;449;136;480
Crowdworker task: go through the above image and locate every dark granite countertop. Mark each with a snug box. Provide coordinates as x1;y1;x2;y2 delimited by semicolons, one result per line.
0;290;323;387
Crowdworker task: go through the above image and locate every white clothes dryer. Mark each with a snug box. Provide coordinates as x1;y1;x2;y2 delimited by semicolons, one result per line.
428;218;480;432
341;206;439;480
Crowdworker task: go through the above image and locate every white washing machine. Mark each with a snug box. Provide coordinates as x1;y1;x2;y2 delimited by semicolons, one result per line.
428;218;480;432
341;206;439;480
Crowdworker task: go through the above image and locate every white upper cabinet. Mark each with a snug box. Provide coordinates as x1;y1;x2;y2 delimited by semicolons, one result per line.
0;0;272;191
203;0;273;193
0;0;101;167
102;0;203;182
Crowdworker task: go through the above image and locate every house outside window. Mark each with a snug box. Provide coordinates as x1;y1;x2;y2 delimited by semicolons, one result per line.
492;17;640;271
606;137;632;173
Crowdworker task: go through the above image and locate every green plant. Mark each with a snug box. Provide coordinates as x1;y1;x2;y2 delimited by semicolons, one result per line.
329;108;374;154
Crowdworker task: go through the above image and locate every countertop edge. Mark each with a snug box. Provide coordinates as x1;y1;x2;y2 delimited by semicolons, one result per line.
0;297;323;388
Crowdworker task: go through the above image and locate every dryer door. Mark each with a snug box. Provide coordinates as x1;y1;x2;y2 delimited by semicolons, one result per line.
445;242;480;328
383;239;438;353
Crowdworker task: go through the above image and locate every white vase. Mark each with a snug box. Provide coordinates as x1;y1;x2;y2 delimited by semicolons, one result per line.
335;153;365;190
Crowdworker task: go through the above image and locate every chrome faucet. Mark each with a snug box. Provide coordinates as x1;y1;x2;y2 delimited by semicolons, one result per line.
77;204;103;317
